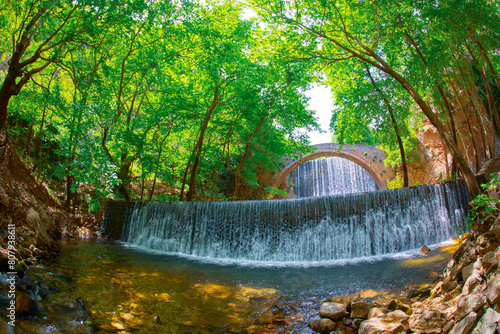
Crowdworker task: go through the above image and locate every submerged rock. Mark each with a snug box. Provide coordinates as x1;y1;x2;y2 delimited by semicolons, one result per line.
308;318;336;333
15;292;38;317
421;245;432;254
319;302;348;321
327;291;361;308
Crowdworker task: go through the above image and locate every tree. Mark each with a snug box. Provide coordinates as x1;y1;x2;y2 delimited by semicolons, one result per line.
250;0;496;197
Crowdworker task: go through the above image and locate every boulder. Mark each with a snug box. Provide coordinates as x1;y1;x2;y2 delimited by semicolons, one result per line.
477;228;500;256
408;287;432;299
0;192;9;207
421;245;432;254
351;301;372;319
454;294;486;322
409;309;447;334
387;299;411;313
309;318;337;333
442;320;454;334
482;246;500;274
461;272;485;295
448;312;477;334
25;208;53;247
431;281;458;298
352;318;364;329
367;307;385;319
319;302;348;321
461;258;483;281
485;275;500;306
470;308;500;334
26;208;41;229
358;310;409;334
15;292;39;317
327;292;361;308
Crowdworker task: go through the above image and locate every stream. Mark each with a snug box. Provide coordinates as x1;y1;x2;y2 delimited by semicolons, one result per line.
4;238;457;333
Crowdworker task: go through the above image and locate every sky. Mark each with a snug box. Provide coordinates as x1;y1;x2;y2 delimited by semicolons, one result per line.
305;84;335;145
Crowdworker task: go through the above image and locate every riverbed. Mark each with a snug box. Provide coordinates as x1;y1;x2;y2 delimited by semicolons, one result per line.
3;238;457;333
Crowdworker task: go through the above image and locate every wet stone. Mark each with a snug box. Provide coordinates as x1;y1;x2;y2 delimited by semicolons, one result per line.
319;302;348;321
309;318;337;333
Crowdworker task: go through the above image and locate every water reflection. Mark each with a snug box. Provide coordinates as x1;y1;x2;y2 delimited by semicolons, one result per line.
19;239;455;333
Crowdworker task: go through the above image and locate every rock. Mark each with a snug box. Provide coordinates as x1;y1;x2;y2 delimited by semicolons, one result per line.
351;301;372;319
482;246;500;274
477;158;500;181
26;208;41;229
367;307;385;319
477;228;500;256
334;329;357;334
442;320;454;334
470;308;500;334
408;287;432;299
431;281;458;298
451;241;478;281
387;299;411;314
25;208;53;247
358;310;409;334
421;245;432;254
409;309;447;334
449;312;477;334
327;292;361;308
352;318;364;329
0;193;9;206
309;318;337;333
461;258;483;281
319;302;348;321
461;271;484;295
485;275;500;306
15;292;39;317
454;294;486;322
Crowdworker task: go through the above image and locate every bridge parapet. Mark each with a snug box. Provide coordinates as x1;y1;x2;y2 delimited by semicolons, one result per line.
271;143;396;191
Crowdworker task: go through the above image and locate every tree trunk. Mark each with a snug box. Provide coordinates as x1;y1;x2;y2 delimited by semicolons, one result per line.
385;67;481;197
364;64;409;187
185;86;220;201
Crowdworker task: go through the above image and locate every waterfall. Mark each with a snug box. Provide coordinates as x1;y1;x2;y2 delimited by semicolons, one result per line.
291;157;378;197
102;181;471;263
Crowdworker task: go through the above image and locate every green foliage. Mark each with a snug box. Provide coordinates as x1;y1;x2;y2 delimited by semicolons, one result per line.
265;186;288;198
458;174;500;234
387;175;404;190
470;174;500;217
2;0;321;208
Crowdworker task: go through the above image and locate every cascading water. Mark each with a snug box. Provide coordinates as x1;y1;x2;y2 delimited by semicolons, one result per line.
103;181;470;263
291;157;378;197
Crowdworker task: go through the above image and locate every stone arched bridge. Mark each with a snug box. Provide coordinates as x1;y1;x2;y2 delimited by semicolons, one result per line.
271;143;396;191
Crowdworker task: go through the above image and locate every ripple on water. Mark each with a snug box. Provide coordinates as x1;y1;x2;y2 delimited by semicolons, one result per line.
18;238;455;333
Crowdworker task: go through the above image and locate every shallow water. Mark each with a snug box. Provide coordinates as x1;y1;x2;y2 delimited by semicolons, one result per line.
8;238;457;333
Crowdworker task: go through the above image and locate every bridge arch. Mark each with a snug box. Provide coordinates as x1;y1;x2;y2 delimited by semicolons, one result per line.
271;143;396;191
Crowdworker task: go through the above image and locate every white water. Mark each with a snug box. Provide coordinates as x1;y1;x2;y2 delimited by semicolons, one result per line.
291;157;378;197
113;181;470;263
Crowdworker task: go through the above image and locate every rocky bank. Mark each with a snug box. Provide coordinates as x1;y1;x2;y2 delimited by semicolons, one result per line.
308;198;500;334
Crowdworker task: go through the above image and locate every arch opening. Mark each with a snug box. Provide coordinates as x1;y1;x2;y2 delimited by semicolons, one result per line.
289;156;379;198
271;143;395;194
